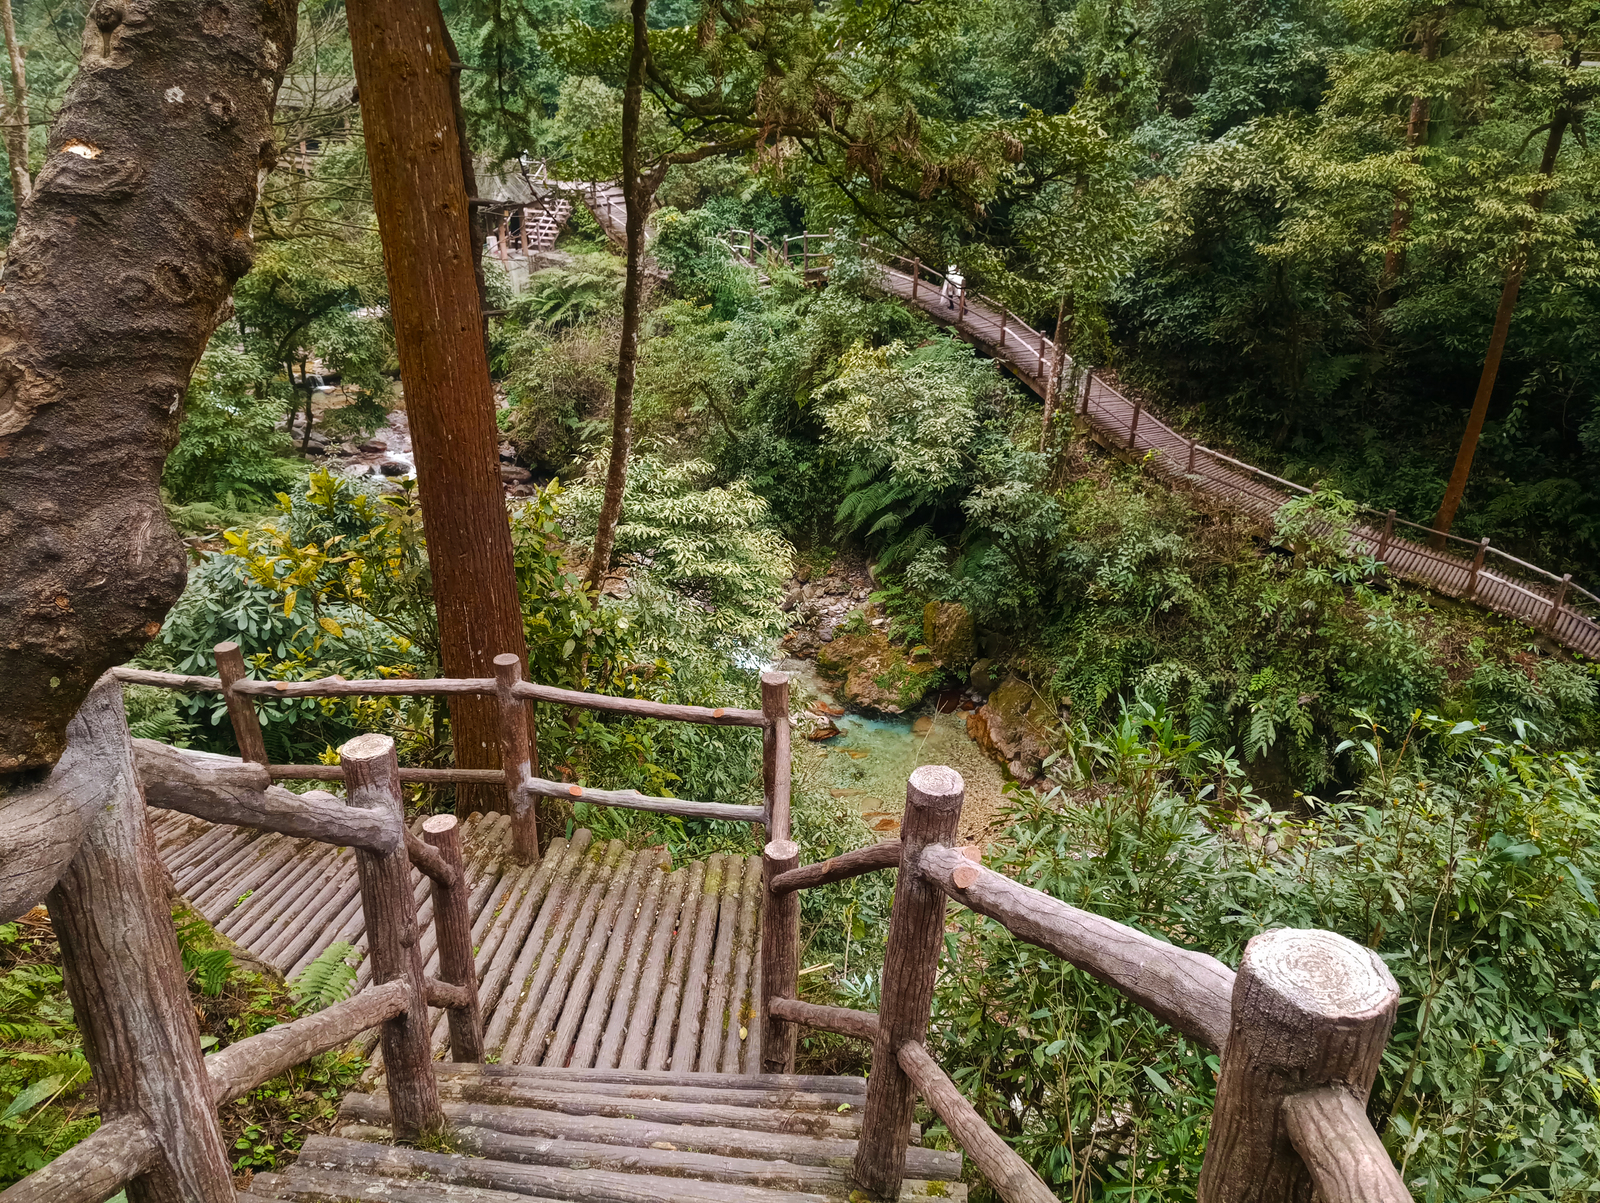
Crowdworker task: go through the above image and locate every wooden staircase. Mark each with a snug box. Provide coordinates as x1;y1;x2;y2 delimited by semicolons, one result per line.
241;1065;967;1202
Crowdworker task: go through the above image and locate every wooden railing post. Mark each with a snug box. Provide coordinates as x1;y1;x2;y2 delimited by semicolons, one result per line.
214;640;268;766
1186;438;1199;474
1079;368;1091;416
911;257;919;300
44;676;235;1202
422;813;484;1061
1464;537;1490;599
759;839;801;1073
1197;928;1398;1203
338;733;443;1141
1127;399;1143;449
1037;330;1046;378
853;766;964;1199
761;671;791;840
999;307;1008;346
494;652;539;862
1547;573;1572;634
1376;509;1396;563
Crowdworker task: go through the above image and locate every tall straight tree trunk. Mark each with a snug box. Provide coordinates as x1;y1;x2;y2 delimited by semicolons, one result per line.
0;0;296;778
345;0;531;815
0;0;28;212
1433;103;1573;541
583;0;650;592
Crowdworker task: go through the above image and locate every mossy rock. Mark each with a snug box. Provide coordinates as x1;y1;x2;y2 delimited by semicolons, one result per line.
817;627;939;714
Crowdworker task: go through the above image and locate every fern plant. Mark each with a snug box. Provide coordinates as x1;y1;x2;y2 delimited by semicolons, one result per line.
173;915;234;998
289;943;360;1015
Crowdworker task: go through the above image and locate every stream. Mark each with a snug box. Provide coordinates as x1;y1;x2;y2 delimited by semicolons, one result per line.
772;656;1009;844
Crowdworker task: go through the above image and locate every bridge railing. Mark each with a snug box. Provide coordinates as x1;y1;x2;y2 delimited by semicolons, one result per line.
0;652;793;1203
722;228;1600;649
759;766;1409;1203
0;688;481;1203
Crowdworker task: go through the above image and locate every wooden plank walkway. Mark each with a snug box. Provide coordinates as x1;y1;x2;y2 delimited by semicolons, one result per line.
851;253;1600;659
152;809;764;1073
241;1065;967;1202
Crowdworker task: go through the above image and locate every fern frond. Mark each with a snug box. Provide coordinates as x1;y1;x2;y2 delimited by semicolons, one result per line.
290;942;360;1015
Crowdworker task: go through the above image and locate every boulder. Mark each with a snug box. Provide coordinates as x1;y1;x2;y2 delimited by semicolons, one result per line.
378;460;408;477
816;627;939;714
922;601;975;667
966;675;1053;782
500;464;533;484
806;719;841;741
969;658;998;695
358;439;388;453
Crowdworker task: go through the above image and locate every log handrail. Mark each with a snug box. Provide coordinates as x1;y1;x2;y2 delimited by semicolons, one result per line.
0;1115;160;1203
919;843;1235;1053
768;839;902;894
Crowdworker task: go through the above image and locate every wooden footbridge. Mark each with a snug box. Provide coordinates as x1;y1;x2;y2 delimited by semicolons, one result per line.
722;230;1600;658
4;642;1418;1203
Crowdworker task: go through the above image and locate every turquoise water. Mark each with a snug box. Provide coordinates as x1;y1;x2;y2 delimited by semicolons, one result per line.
774;657;1007;841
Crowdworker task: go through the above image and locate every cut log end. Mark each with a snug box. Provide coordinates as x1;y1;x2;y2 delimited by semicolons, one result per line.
421;813;459;837
339;732;396;763
907;765;963;809
763;839;800;863
1244;928;1396;1021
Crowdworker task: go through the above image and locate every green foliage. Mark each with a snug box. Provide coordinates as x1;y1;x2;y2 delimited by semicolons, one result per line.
288;943;360;1015
163;340;298;511
922;708;1600;1198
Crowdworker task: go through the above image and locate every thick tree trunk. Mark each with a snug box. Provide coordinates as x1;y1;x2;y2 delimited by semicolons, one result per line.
583;0;650;592
344;0;531;814
0;0;297;778
1433;105;1571;540
0;0;29;212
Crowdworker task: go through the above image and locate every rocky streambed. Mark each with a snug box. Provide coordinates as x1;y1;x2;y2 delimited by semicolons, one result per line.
773;556;1062;843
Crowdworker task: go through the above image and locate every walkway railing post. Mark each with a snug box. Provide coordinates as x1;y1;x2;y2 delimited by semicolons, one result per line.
339;733;444;1141
494;652;540;862
45;676;236;1203
761;671;791;840
1037;330;1046;379
1186;438;1199;474
1127;399;1143;449
1198;929;1399;1203
759;839;801;1074
1547;574;1572;634
215;641;268;766
1079;368;1091;416
1376;509;1396;563
853;766;965;1199
911;257;919;300
1464;538;1489;600
422;813;485;1062
999;307;1007;346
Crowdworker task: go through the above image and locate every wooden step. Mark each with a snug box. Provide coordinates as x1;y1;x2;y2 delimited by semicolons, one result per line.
256;1135;966;1201
431;1062;861;1109
339;1093;959;1179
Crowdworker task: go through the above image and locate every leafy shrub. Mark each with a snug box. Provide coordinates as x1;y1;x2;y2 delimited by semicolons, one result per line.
162;340;297;510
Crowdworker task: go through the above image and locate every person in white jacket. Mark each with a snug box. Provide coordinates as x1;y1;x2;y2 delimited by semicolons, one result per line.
943;265;964;309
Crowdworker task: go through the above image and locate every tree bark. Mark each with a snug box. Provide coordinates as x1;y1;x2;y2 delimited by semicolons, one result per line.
583;0;650;591
0;0;29;213
0;0;297;778
1434;88;1574;540
46;676;237;1203
344;0;530;814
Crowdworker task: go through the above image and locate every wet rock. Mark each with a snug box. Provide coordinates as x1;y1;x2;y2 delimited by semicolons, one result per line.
807;719;841;741
500;464;532;484
923;601;976;667
358;438;388;453
780;587;803;613
378;460;408;477
816;627;939;713
966;675;1054;782
912;716;933;735
969;658;999;695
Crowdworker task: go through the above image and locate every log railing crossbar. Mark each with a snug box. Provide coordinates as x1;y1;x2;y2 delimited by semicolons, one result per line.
16;651;794;1203
113;642;786;857
720;229;1600;654
759;765;1409;1203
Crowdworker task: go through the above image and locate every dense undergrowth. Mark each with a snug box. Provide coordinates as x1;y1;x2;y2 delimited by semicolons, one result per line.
0;905;364;1189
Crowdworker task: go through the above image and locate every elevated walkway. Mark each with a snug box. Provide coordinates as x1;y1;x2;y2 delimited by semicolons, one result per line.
154;810;764;1072
241;1065;966;1202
